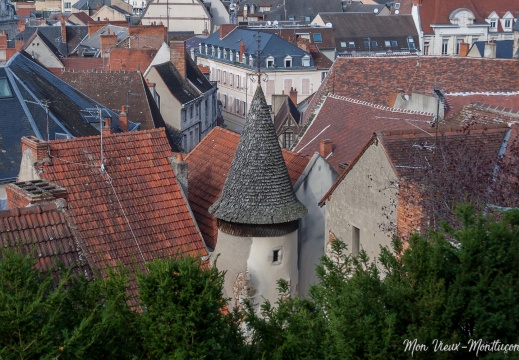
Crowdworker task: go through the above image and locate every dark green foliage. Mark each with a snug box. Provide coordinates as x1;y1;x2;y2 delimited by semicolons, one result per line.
248;206;519;359
138;256;247;359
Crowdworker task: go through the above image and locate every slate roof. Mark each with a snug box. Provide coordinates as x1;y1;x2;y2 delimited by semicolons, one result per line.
294;95;435;172
209;85;307;224
200;28;315;69
472;40;514;59
61;71;154;130
274;96;300;133
284;0;342;21
419;0;519;33
36;129;208;297
16;25;88;56
343;3;387;13
324;56;519;111
317;13;419;52
80;24;128;51
0;199;93;277
185;126;309;248
0;52;118;183
152;54;213;104
251;26;336;50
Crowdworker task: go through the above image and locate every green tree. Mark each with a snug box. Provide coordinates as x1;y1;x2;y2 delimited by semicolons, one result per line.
138;256;248;359
246;206;519;359
0;248;69;359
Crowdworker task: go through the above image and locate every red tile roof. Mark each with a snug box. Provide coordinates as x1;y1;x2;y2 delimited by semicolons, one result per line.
445;102;519;126
294;95;435;171
419;0;519;33
108;48;157;71
37;129;207;281
0;200;93;277
325;56;519;115
185;127;310;248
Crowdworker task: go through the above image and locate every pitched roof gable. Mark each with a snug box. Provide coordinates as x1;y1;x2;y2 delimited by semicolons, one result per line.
153;61;200;104
0;200;93;277
185;126;310;248
38;129;208;278
294;95;434;171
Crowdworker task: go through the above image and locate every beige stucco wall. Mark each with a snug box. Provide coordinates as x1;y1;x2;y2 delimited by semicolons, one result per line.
36;0;62;11
145;66;182;130
92;6;128;21
25;37;64;69
196;56;324;132
325;141;398;263
141;0;211;33
213;229;298;312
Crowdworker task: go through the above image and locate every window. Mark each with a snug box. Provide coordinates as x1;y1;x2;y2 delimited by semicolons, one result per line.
391;40;398;47
266;56;275;68
363;40;370;48
505;19;511;28
352;226;360;256
385;40;391;47
217;69;221;82
284;132;293;148
55;133;70;140
217;48;221;58
284;56;292;68
456;38;462;54
283;79;292;95
271;247;283;264
249;54;253;66
266;79;275;97
302;78;310;95
408;38;415;49
64;2;71;8
304;16;310;22
235;98;240;114
302;55;310;67
0;78;12;98
223;49;227;60
423;42;430;55
242;101;246;115
348;41;355;48
394;2;400;9
442;38;449;55
229;51;234;62
189;106;193;118
223;71;227;84
229;73;233;87
211;46;215;56
371;41;378;47
340;41;346;48
313;33;322;43
490;19;497;29
236;75;240;89
223;94;227;109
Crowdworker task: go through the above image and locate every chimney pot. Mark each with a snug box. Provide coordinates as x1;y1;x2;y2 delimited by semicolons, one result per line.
102;117;112;136
119;106;128;132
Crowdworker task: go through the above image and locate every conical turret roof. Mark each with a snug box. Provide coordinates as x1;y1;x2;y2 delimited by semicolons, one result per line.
209;85;307;225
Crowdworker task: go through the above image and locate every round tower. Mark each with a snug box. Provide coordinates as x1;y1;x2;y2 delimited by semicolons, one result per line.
209;85;307;312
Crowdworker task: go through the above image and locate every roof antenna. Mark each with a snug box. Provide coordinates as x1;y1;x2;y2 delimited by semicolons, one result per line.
98;106;106;173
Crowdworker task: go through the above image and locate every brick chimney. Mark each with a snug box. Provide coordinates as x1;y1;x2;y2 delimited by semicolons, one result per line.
319;139;333;159
459;42;469;57
170;152;188;196
484;40;496;59
6;180;67;209
239;40;245;62
60;18;67;44
289;87;298;105
296;38;310;52
220;24;237;39
119;105;128;132
170;40;186;79
100;29;118;58
21;136;49;163
88;22;107;36
0;31;7;50
102;118;112;136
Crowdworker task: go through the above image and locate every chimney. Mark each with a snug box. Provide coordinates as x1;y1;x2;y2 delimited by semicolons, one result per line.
100;30;118;58
484;40;496;59
102;118;112;137
220;24;237;39
459;42;469;57
296;37;310;52
60;19;67;44
239;40;245;62
319;139;333;159
88;22;107;36
21;136;49;163
170;41;186;79
119;105;128;132
170;153;188;196
289;87;298;105
6;180;67;210
96;3;100;12
0;31;7;50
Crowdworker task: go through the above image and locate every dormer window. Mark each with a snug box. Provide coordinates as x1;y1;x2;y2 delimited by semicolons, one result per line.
199;43;202;54
211;46;215;56
284;56;292;68
504;19;511;29
223;49;228;60
490;19;497;29
249;54;253;66
450;9;475;27
302;55;310;67
229;50;234;62
266;56;275;68
205;44;208;55
218;48;221;58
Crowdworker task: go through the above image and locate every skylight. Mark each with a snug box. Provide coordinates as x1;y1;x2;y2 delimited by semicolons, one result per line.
0;78;12;98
